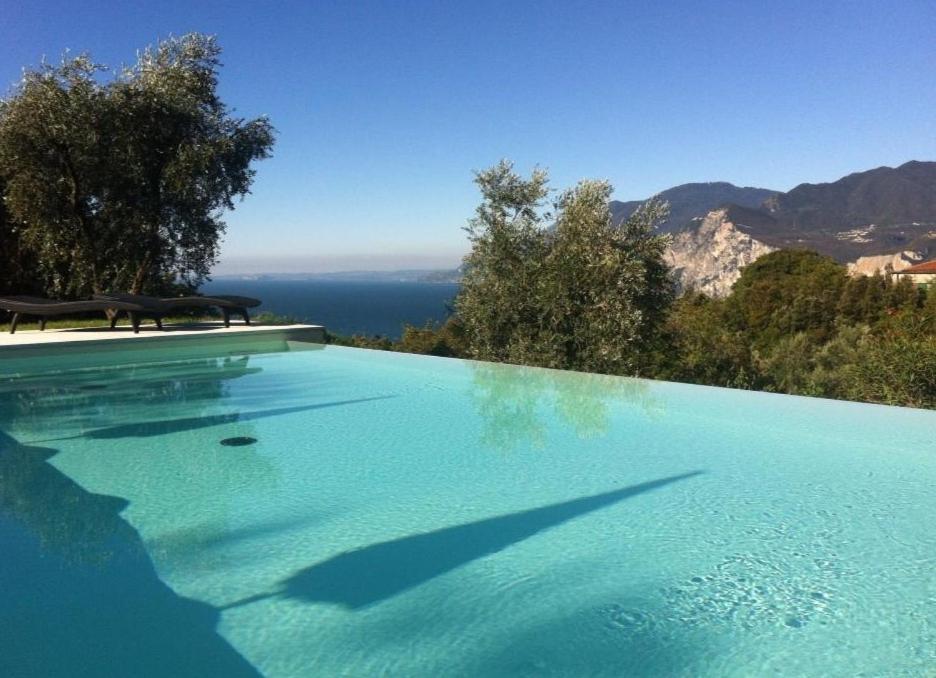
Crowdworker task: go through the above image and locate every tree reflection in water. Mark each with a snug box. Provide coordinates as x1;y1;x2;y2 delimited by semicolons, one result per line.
0;356;262;436
469;361;662;451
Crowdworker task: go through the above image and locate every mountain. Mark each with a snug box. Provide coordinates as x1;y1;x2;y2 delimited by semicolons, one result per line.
658;162;936;295
666;207;778;296
764;161;936;231
747;160;936;261
610;182;778;233
417;267;464;283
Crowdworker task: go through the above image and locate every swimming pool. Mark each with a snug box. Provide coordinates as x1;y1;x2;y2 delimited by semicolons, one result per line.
1;340;934;676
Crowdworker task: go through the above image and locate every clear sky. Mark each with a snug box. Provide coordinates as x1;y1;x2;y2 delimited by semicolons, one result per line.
2;0;935;273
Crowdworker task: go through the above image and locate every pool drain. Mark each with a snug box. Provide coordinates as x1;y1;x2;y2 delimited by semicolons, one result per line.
220;436;258;447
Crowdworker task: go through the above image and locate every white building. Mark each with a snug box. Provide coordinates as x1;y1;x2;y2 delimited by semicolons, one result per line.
892;259;936;290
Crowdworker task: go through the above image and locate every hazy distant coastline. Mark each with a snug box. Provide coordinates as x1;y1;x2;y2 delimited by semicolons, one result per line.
212;268;462;284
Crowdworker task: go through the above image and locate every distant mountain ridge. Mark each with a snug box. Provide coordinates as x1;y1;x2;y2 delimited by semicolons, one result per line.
719;161;936;263
212;269;460;283
610;182;778;233
619;160;936;295
614;162;936;260
764;160;936;230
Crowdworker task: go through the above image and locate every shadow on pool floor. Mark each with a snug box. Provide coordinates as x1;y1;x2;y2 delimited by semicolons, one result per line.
0;431;260;678
229;470;704;611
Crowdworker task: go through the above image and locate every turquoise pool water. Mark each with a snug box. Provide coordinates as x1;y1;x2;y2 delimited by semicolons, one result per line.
1;342;934;677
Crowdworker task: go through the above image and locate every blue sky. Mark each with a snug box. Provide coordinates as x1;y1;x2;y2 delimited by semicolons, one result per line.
2;0;935;272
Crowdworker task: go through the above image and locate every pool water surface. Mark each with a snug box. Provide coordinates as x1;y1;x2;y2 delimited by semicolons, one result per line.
1;343;934;676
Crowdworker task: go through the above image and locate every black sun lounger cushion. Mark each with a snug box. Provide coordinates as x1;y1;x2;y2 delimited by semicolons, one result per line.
0;295;162;334
94;293;261;327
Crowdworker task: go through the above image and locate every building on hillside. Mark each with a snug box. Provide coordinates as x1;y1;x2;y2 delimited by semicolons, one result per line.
892;259;936;289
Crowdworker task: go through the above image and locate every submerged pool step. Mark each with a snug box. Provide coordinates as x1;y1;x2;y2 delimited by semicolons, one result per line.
0;324;325;377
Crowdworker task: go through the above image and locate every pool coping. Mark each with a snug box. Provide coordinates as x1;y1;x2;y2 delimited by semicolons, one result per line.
0;322;324;351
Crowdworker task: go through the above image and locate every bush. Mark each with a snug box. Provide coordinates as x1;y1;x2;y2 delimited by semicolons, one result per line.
398;318;467;357
656;292;756;388
841;313;936;408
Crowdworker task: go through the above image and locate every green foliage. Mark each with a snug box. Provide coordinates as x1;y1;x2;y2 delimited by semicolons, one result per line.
455;161;674;375
836;274;870;324
325;317;466;356
806;324;868;396
0;175;40;296
537;184;674;374
251;312;297;326
398;318;467;357
759;332;823;396
329;248;934;410
659;252;935;408
726;249;847;350
455;160;550;363
0;55;108;296
0;34;274;297
326;332;396;351
839;312;936;408
340;162;934;411
924;284;936;332
884;274;923;311
656;291;756;388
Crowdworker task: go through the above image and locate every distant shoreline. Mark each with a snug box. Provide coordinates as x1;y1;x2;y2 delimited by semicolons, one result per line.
211;268;462;284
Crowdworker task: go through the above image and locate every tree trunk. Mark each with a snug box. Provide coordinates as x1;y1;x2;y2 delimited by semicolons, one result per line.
130;257;150;295
88;254;101;295
131;219;161;294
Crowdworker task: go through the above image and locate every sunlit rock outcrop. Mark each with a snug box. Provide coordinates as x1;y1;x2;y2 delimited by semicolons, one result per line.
846;251;925;277
665;208;776;297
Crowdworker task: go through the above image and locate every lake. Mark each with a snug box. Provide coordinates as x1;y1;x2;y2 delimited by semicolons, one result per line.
201;280;460;338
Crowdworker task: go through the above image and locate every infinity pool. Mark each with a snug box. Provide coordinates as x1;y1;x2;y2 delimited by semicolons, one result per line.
1;341;934;676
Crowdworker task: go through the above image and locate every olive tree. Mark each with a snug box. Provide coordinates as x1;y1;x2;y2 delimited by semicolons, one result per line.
0;56;111;296
455;160;551;362
0;34;274;296
0;175;40;296
456;161;675;375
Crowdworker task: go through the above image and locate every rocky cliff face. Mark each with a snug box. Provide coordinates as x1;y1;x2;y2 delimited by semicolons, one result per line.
665;208;776;296
631;160;936;296
666;209;932;296
846;251;925;277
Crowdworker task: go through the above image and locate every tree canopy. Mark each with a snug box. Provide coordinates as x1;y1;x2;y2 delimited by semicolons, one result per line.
725;249;848;350
657;254;935;407
0;34;274;296
455;160;674;375
0;175;39;296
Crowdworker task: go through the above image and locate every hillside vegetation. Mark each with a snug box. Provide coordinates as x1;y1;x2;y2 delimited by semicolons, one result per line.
338;250;936;409
335;164;936;410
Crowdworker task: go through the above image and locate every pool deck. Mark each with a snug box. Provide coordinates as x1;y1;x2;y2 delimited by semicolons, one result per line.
0;322;325;350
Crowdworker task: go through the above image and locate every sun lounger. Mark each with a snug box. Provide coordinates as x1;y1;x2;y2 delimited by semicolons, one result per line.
0;295;165;334
94;293;262;327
